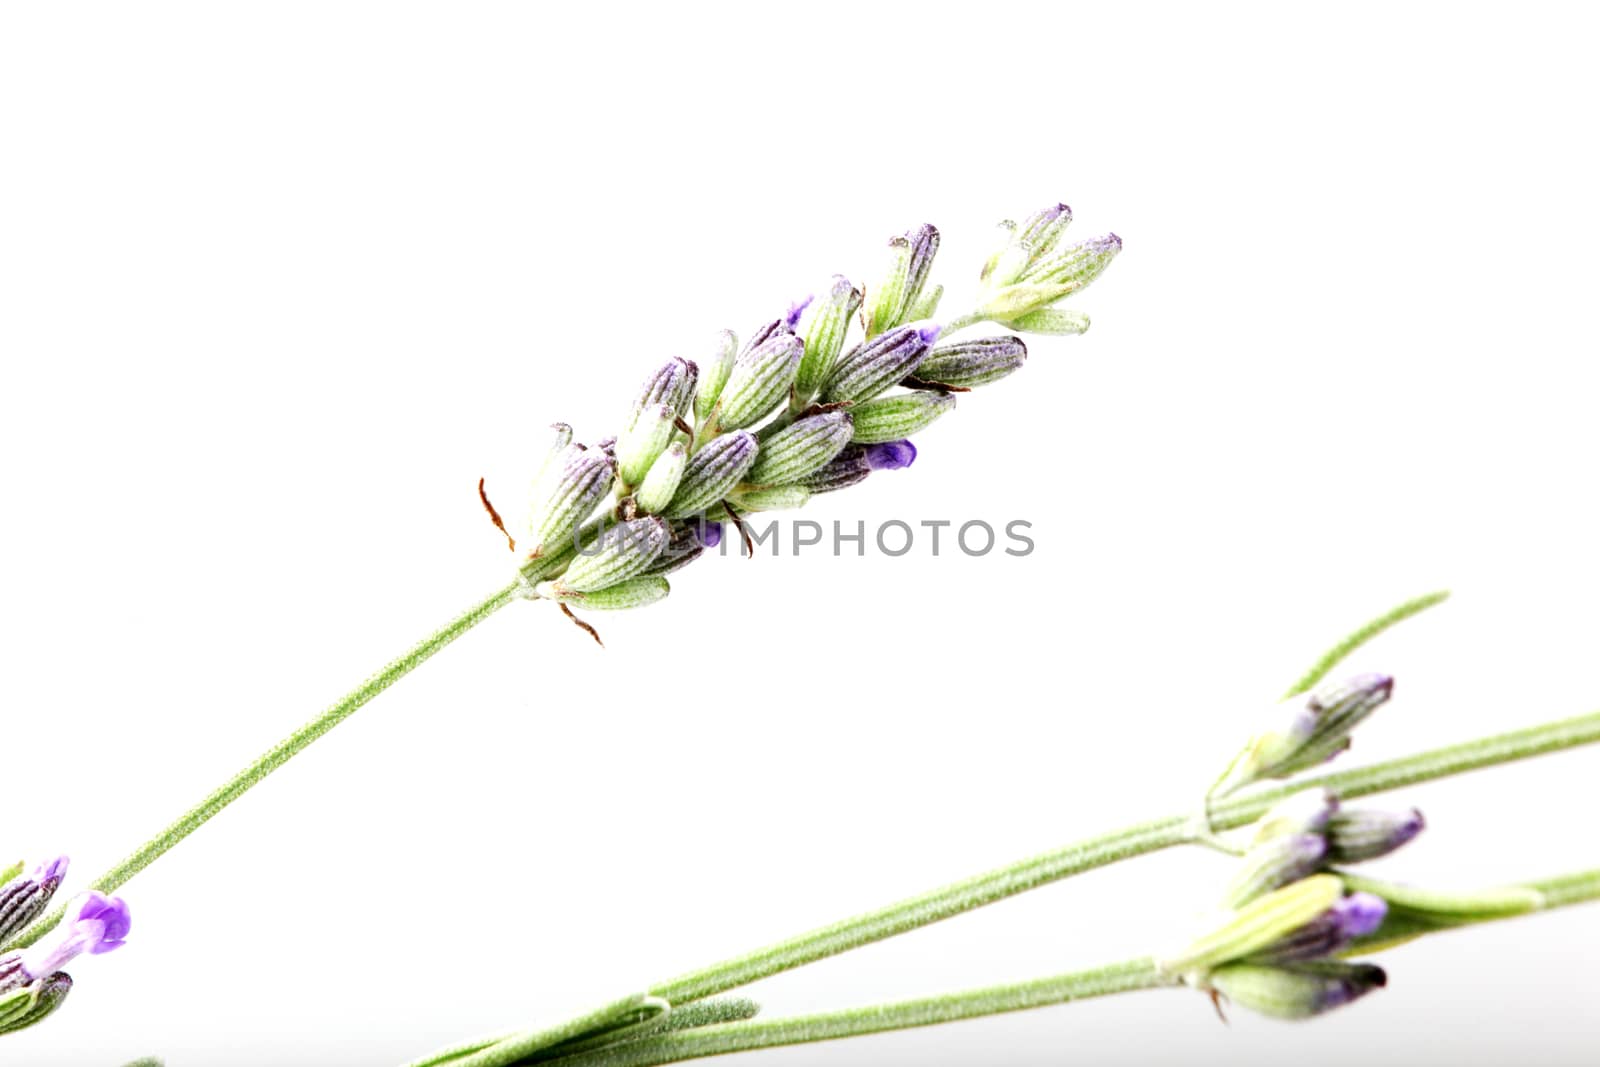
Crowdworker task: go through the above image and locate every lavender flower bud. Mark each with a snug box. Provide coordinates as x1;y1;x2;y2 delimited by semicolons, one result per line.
0;857;67;946
1209;960;1387;1020
849;391;956;444
1006;308;1091;335
694;331;739;424
980;204;1071;288
641;522;704;577
0;970;72;1035
629;357;698;426
791;276;863;411
664;431;759;518
797;446;872;494
1222;835;1330;910
539;576;671;611
1160;874;1344;976
912;336;1028;389
547;517;670;594
1324;808;1426;864
727;485;810;512
526;446;616;560
533;423;576;484
906;282;943;323
634;440;688;514
1251;790;1339;844
712;333;804;431
616;403;680;487
1213;674;1396;797
865;440;917;470
1250;891;1388;964
864;224;940;338
747;412;855;486
820;324;940;405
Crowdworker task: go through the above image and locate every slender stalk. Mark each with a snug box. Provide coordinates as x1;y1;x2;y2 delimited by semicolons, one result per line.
537;866;1600;1067
649;710;1600;1004
564;959;1166;1067
1283;589;1451;698
1;580;523;952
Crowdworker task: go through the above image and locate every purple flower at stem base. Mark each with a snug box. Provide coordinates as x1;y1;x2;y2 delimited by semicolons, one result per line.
864;441;917;471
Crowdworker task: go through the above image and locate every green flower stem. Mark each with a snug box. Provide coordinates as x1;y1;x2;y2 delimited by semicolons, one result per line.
562;959;1168;1067
649;710;1600;1004
1;579;523;953
1283;589;1451;698
937;311;984;334
527;867;1600;1067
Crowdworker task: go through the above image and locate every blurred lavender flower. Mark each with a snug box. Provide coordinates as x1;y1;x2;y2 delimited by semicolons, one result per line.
0;890;131;1035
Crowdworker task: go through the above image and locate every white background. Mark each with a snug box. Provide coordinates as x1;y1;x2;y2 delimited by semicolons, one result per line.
3;3;1598;1064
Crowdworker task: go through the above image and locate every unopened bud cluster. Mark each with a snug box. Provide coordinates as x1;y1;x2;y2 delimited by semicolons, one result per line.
507;205;1121;615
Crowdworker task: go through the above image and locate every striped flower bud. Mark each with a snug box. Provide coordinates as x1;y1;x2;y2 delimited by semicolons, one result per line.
1251;790;1339;845
792;276;863;411
981;203;1072;288
664;431;759;518
539;575;671;611
865;224;939;338
616;403;679;487
1208;960;1387;1021
849;392;956;444
629;357;698;425
526;446;616;560
797;446;872;494
906;282;943;323
0;970;72;1035
642;522;705;577
694;331;739;424
1250;891;1388;964
820;324;940;405
746;412;855;486
1213;674;1395;797
1324;808;1425;864
727;485;810;512
711;333;804;432
0;857;67;945
533;422;575;484
911;336;1028;389
547;517;670;594
1160;875;1344;976
634;440;688;514
1222;834;1329;909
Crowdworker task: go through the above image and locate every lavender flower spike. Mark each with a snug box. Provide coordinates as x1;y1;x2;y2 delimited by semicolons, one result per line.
0;857;69;945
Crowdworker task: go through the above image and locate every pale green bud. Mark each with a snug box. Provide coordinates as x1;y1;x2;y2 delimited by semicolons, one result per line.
907;282;943;323
616;403;678;487
864;225;939;338
912;336;1028;389
1208;960;1387;1020
713;333;803;431
820;324;940;405
664;431;759;518
977;234;1121;324
694;331;739;424
539;575;671;611
747;412;855;486
849;391;956;444
1252;790;1339;844
727;485;811;512
1213;675;1395;798
792;276;863;411
1221;834;1330;909
1006;308;1090;335
526;446;616;561
0;973;72;1035
547;517;670;594
634;440;688;514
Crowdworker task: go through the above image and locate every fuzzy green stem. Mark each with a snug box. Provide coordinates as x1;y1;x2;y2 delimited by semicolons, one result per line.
649;710;1600;1004
1;580;522;953
565;959;1166;1067
1283;590;1451;698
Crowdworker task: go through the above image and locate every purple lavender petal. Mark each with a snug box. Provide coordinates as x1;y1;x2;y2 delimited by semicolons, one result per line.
694;519;723;549
865;441;917;471
75;892;132;952
784;295;814;330
1332;893;1387;939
